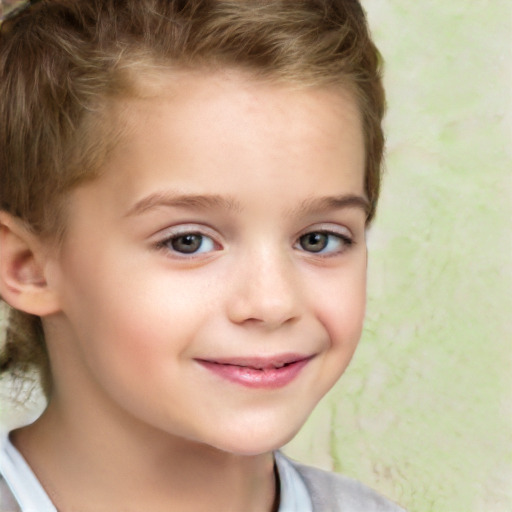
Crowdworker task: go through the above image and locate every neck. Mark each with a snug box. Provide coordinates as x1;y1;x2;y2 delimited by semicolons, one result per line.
12;400;278;512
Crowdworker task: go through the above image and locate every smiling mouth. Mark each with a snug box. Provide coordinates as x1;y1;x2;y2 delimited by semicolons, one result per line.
198;354;311;369
195;354;313;388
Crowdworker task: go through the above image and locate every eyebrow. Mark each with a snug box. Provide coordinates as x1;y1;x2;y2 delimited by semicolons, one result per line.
290;194;370;217
125;191;369;218
125;192;242;217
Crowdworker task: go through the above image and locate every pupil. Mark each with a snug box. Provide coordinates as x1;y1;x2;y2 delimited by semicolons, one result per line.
301;232;327;252
172;234;201;253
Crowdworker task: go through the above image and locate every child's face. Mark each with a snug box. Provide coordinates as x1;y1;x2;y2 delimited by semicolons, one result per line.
45;71;367;455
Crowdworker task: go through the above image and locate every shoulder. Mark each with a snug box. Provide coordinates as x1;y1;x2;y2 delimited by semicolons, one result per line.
283;455;406;512
0;473;22;512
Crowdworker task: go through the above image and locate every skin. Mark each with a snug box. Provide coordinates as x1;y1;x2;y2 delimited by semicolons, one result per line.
2;70;368;511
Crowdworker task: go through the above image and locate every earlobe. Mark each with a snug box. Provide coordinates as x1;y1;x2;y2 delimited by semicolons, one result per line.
0;212;60;316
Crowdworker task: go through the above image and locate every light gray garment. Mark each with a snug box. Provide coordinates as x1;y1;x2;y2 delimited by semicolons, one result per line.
288;457;407;512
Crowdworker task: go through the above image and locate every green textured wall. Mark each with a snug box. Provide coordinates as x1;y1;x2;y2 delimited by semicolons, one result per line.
285;2;512;511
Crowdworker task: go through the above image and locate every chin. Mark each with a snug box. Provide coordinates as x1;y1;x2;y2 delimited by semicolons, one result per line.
203;417;306;457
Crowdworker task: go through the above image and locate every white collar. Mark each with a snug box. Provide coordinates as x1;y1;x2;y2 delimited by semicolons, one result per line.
274;451;313;512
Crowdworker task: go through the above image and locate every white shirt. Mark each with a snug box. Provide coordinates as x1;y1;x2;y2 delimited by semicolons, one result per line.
0;434;312;512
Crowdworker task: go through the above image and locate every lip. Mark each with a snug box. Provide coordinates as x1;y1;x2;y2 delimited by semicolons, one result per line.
195;353;313;389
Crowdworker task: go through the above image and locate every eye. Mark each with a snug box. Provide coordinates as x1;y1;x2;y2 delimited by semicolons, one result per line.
159;232;217;255
296;231;352;254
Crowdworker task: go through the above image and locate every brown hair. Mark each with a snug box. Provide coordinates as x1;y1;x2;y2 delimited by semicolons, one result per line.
0;0;385;396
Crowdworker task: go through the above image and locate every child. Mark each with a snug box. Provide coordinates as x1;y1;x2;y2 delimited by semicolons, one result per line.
0;0;405;510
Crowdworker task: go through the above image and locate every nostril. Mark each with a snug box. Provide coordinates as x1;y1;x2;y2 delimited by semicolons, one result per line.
226;262;301;327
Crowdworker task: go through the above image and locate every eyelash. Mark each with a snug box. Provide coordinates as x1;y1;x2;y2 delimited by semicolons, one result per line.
154;226;354;258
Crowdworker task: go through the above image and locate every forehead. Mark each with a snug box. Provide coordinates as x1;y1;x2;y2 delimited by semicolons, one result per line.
66;70;366;226
118;71;362;170
117;68;363;133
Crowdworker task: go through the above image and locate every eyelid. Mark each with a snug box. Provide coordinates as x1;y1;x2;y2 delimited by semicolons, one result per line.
154;223;220;238
296;223;353;240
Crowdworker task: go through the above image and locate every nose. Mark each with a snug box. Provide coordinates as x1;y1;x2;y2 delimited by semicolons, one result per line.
226;247;302;329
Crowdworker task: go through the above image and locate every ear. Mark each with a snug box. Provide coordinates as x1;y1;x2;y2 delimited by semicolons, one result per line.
0;211;60;316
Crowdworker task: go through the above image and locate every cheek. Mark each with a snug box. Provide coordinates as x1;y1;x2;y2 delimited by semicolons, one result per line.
315;263;367;350
67;264;216;370
53;251;163;378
